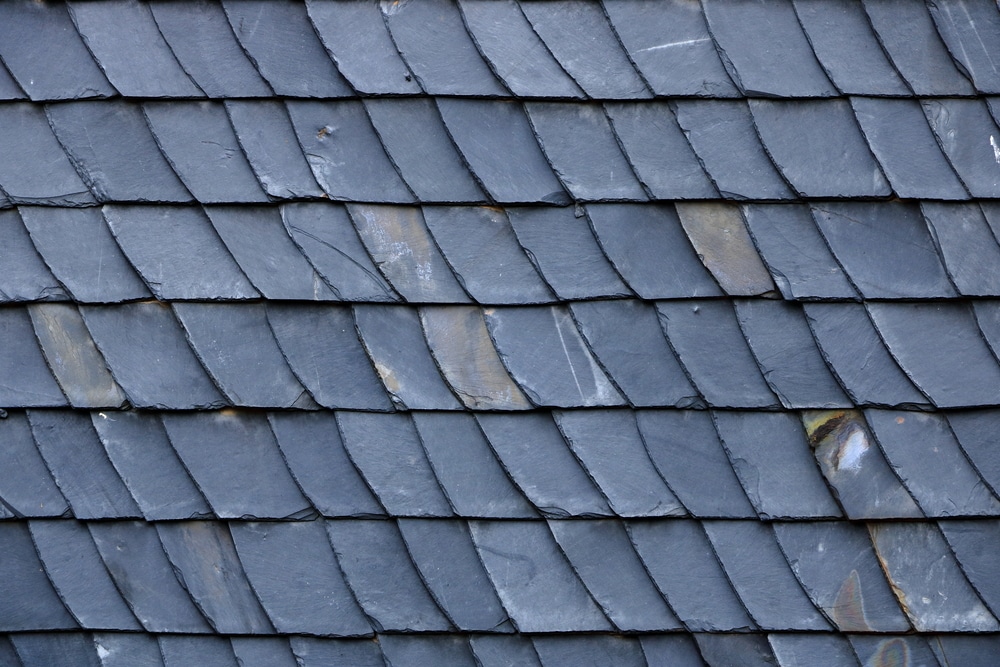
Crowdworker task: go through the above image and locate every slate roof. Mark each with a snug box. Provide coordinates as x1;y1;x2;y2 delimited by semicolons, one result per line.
2;0;1000;664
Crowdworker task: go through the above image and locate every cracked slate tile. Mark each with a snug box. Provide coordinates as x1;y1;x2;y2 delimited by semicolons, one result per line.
45;102;192;203
850;636;940;667
869;522;999;632
748;99;891;198
336;412;454;517
0;1;115;100
81;301;226;409
422;207;552;304
939;520;1000;622
693;635;778;667
548;519;682;632
672;101;794;201
928;0;1000;93
289;637;385;667
380;635;478;667
851;97;968;199
714;411;842;519
533;636;647;667
0;209;69;303
326;519;452;632
12;635;99;667
470;636;542;667
93;633;164;667
0;523;77;631
67;0;202;98
305;0;420;96
159;638;238;667
229;521;370;637
638;636;705;667
412;412;537;519
149;1;271;98
922;98;1000;198
230;638;298;667
142;102;268;204
483;306;624;408
948;408;1000;499
397;519;512;632
0;412;69;517
460;0;583;99
91;410;211;521
931;634;1000;667
923;203;1000;296
364;100;485;204
768;634;859;667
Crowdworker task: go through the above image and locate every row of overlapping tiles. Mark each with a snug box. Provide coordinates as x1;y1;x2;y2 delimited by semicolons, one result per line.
0;0;996;102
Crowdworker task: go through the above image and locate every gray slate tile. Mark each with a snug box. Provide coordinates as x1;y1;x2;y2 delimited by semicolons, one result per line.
92;633;164;667
533;636;646;667
0;637;21;666
159;637;237;667
0;62;23;100
639;636;705;667
923;202;1000;296
11;634;99;667
767;634;860;667
0;209;69;303
289;637;386;667
693;634;778;667
928;0;1000;93
931;634;1000;667
849;636;939;667
949;406;1000;496
379;635;477;667
939;520;1000;622
0;523;77;631
230;638;298;667
0;412;69;517
922;98;1000;197
470;636;542;667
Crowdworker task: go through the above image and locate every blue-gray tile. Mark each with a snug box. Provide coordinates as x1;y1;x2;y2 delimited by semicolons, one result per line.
849;636;939;667
470;636;542;667
922;98;1000;198
948;407;1000;499
533;636;647;667
693;634;778;667
289;637;386;667
939;520;1000;621
11;634;99;667
928;0;1000;93
230;638;298;667
639;636;705;667
92;633;164;667
768;634;860;667
380;635;478;667
923;203;1000;296
930;634;1000;667
159;637;237;667
0;523;77;631
0;412;69;517
0;209;69;303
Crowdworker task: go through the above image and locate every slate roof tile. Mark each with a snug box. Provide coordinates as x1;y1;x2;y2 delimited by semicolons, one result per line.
11;634;98;667
939;520;1000;620
0;309;64;406
849;636;940;667
930;634;1000;667
230;638;298;667
693;634;777;667
927;0;1000;93
159;637;238;667
637;635;705;667
0;412;70;518
92;633;164;667
767;633;860;667
921;98;1000;198
0;523;77;631
469;635;542;667
923;203;1000;297
288;636;386;667
0;61;23;101
947;408;1000;498
0;210;70;303
379;635;478;667
533;635;647;667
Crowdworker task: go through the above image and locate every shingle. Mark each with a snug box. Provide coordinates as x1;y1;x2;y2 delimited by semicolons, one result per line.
397;519;512;632
548;519;681;632
364;100;485;204
159;637;237;667
80;302;226;410
0;62;23;100
420;306;532;410
714;411;842;519
92;633;164;667
161;412;312;520
656;301;778;409
67;0;202;98
672;101;794;200
569;300;698;408
524;103;647;201
767;634;859;667
44;102;192;203
20;206;150;303
554;410;684;518
0;523;77;630
459;0;582;99
532;636;647;667
142;102;268;204
229;521;370;637
520;1;649;99
470;636;542;667
0;638;21;666
851;97;968;200
422;207;552;304
948;408;1000;498
380;0;506;96
850;636;939;667
867;302;1000;408
637;637;705;667
927;0;1000;93
773;522;909;632
148;1;271;98
735;300;851;409
336;412;453;517
693;635;778;667
0;1;115;100
587;203;721;299
221;0;351;97
435;99;569;204
88;521;212;633
741;204;857;300
923;203;1000;296
483;306;624;408
412;412;537;519
476;412;611;518
939;520;1000;620
0;209;69;303
269;412;384;518
0;412;69;517
353;304;461;410
931;634;1000;667
922;99;1000;198
230;638;298;667
748;100;891;198
173;303;310;409
288;637;386;667
326;519;452;632
11;635;99;667
91;411;211;521
869;522;998;632
469;520;612;633
304;0;420;96
0;103;96;205
811;202;956;299
379;636;477;667
628;520;755;632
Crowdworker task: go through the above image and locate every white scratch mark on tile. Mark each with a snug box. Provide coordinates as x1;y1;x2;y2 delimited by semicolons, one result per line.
990;135;1000;164
637;37;710;53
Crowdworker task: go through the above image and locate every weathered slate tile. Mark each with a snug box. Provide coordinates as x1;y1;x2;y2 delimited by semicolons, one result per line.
476;412;611;518
412;412;537;519
0;638;21;666
159;637;237;667
949;408;1000;501
694;635;778;667
229;521;370;637
714;411;841;519
289;637;386;667
0;1;115;100
45;102;191;203
12;634;99;667
483;306;624;408
67;0;202;98
80;302;226;410
802;410;922;520
163;412;312;520
922;99;1000;197
421;306;531;411
768;634;859;667
91;411;211;521
0;412;69;517
923;203;1000;296
380;636;478;667
928;0;1000;93
850;636;939;667
436;99;569;204
0;523;77;630
460;0;582;98
749;100;891;198
672;101;794;200
0;209;69;303
230;638;298;667
931;634;1000;667
520;1;649;99
525;103;647;201
587;203;721;299
628;519;755;632
470;636;542;667
398;519;512;632
336;412;453;517
365;100;485;203
940;520;1000;619
92;633;164;667
422;207;552;304
851;98;968;200
638;636;705;667
0;62;23;101
533;636;647;667
656;301;778;409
